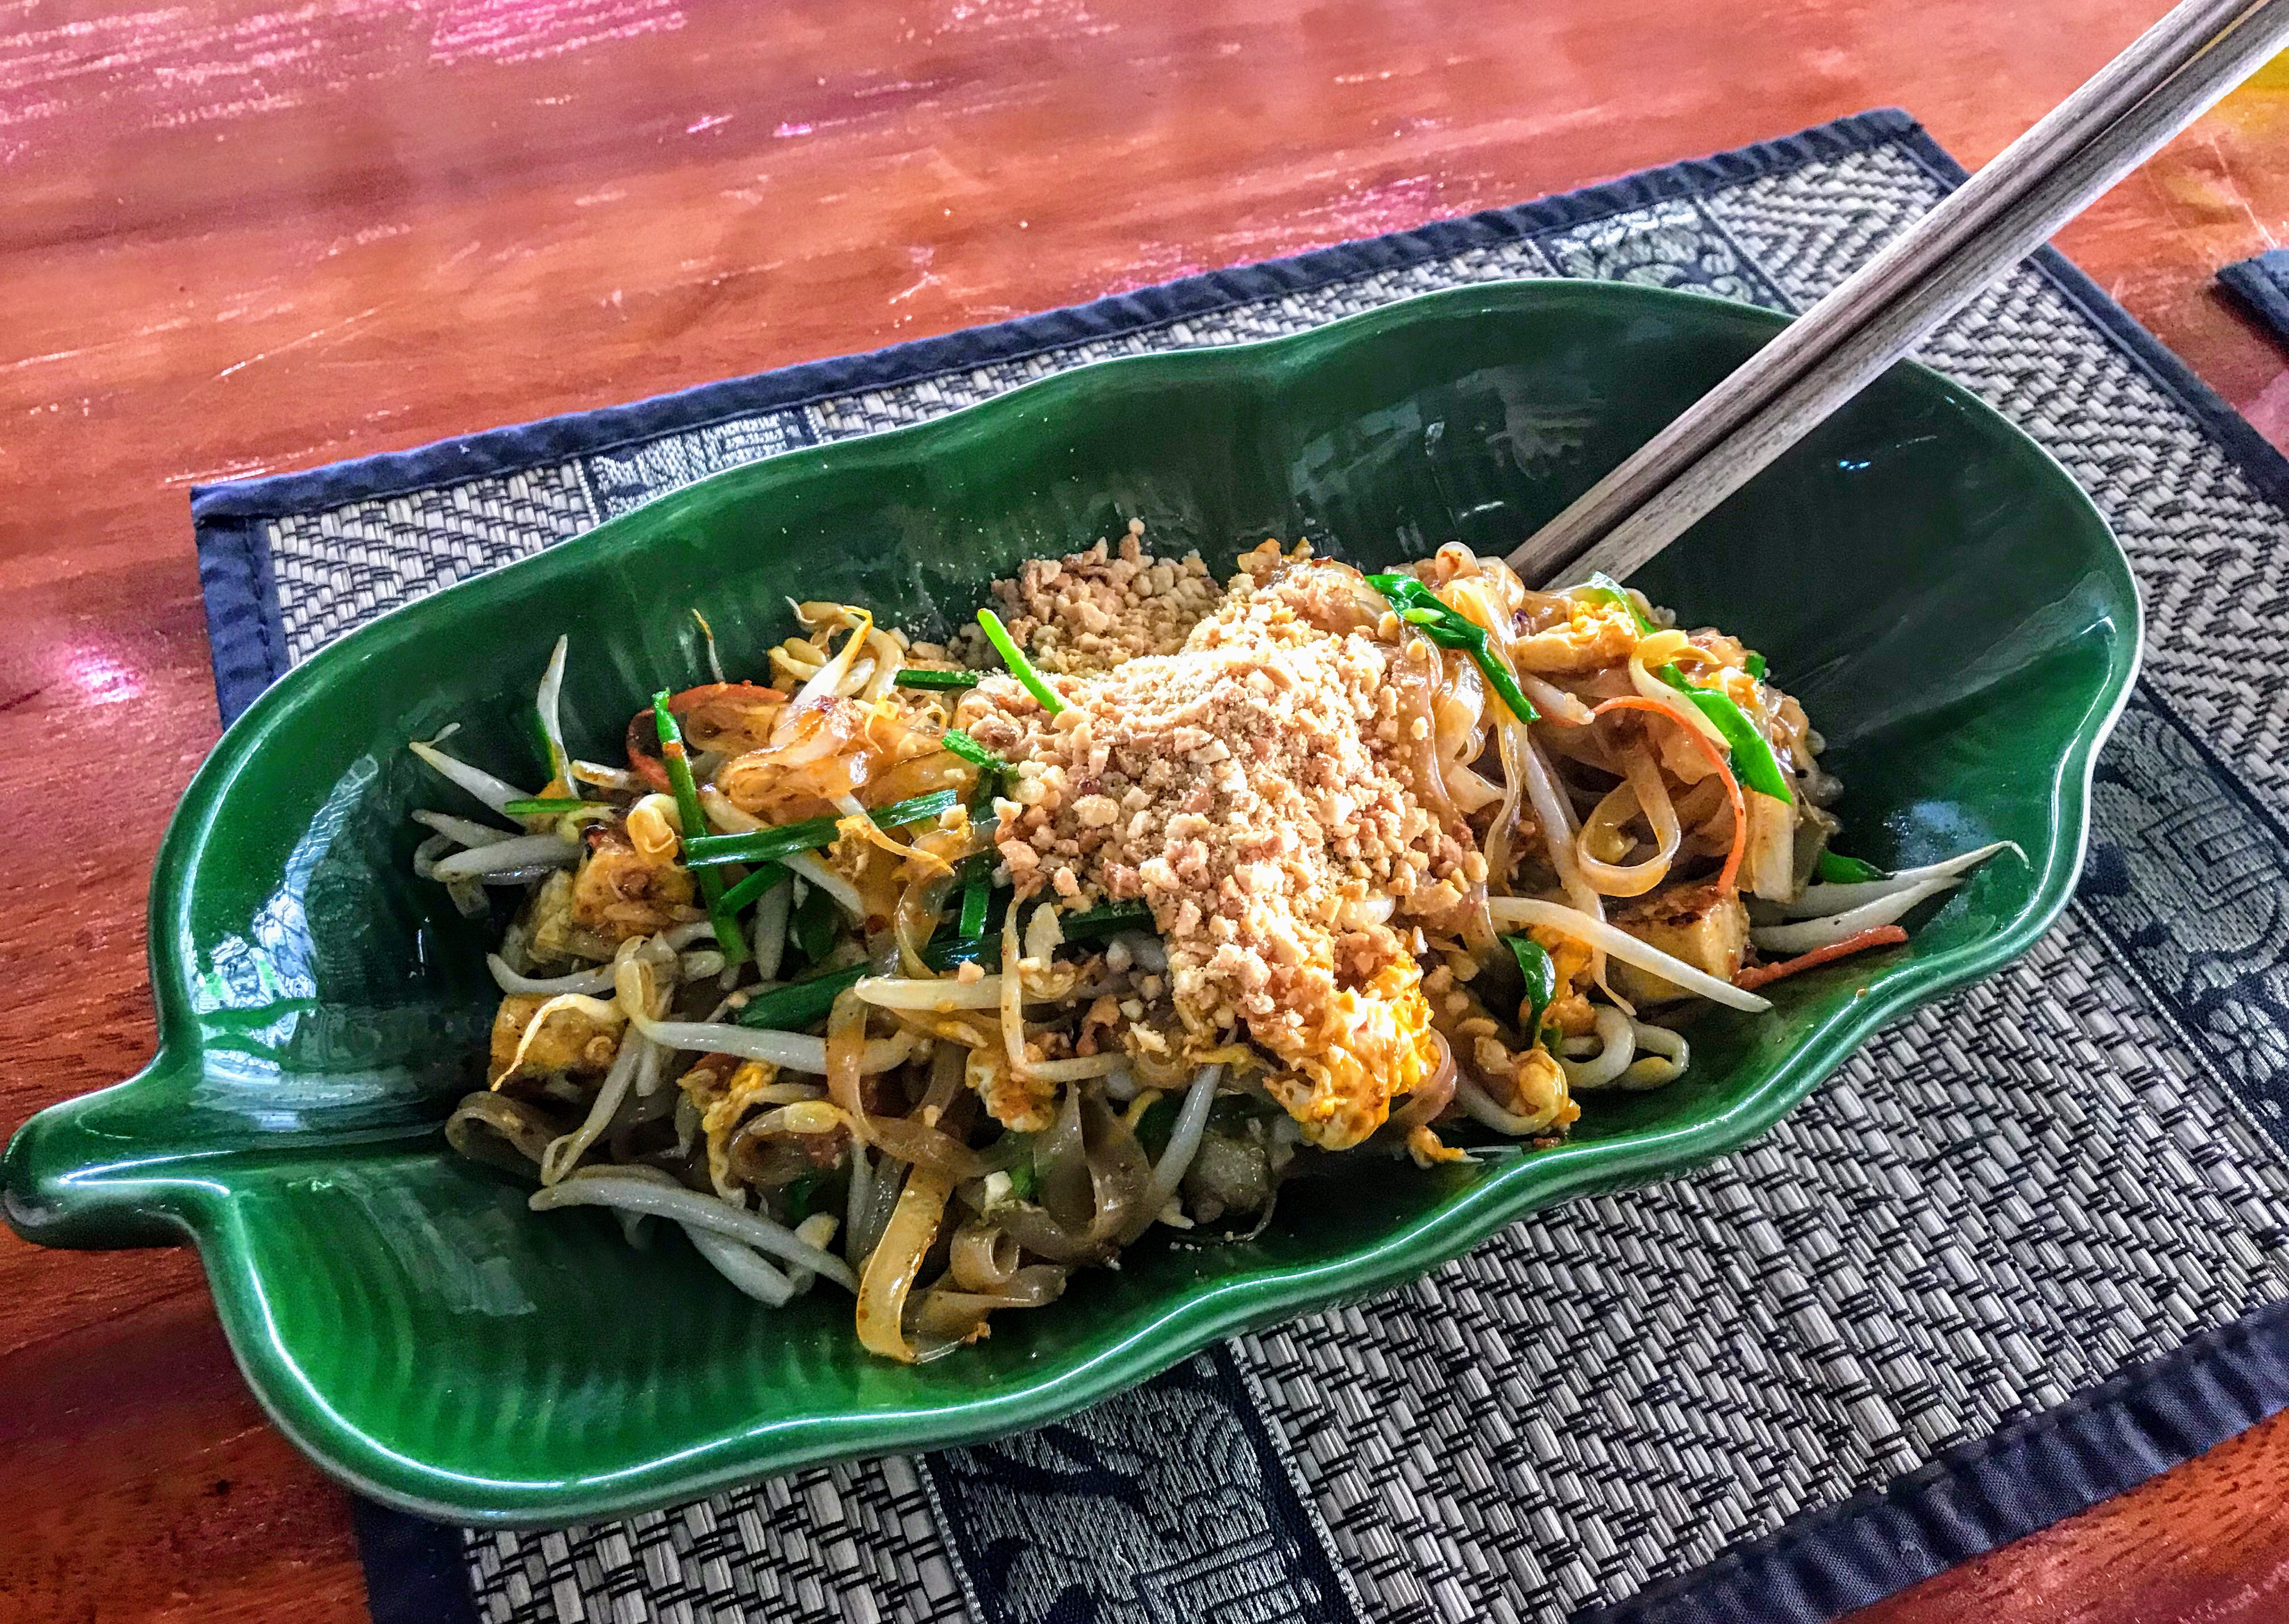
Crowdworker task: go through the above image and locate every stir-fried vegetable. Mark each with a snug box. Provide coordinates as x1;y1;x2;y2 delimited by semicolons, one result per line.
975;608;1068;715
654;691;750;968
896;668;982;690
502;796;587;816
1366;573;1538;725
1505;934;1559;1049
1582;572;1791;803
683;789;961;869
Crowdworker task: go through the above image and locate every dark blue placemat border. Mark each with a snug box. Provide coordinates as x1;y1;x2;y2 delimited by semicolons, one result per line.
217;108;2289;1622
2222;247;2289;348
352;1495;482;1624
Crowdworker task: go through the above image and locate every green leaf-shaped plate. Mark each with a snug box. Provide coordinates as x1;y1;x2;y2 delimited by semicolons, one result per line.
2;282;2138;1524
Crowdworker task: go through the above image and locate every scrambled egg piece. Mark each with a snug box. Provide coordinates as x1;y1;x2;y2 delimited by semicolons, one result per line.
1510;597;1642;673
1261;958;1444;1151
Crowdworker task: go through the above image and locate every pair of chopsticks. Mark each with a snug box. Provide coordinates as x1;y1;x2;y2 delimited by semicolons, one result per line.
1507;0;2289;589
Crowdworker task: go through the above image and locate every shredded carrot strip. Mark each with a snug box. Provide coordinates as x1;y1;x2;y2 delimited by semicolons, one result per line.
1734;926;1908;992
1592;696;1747;896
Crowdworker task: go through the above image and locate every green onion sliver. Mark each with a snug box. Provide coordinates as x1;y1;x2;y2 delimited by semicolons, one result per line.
502;796;587;816
655;690;750;967
1504;933;1558;1048
734;965;867;1031
976;609;1067;715
896;668;983;690
1744;652;1768;681
1364;573;1538;726
1816;850;1886;884
683;789;959;870
957;853;993;939
873;787;959;827
1060;899;1155;941
716;861;790;916
941;728;1011;774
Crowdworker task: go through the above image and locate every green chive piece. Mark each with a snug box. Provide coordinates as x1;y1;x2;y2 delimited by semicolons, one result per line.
1059;899;1155;941
1658;669;1794;803
502;796;587;816
1365;573;1540;726
685;817;837;869
941;728;1011;774
957;853;992;939
976;608;1068;715
1817;851;1886;884
791;883;840;965
924;933;989;970
734;964;867;1031
1504;933;1559;1051
1005;1156;1038;1202
871;788;959;828
683;790;960;870
896;668;983;690
716;861;789;916
654;690;749;968
1744;652;1768;681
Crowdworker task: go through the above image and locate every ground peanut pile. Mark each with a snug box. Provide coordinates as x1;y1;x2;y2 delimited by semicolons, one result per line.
960;541;1475;1148
950;519;1224;676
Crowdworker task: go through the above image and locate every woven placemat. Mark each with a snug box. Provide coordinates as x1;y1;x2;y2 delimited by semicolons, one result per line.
193;109;2289;1624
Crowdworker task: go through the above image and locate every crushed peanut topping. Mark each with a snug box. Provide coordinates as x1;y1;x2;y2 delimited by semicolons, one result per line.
962;540;1474;1149
951;521;1223;675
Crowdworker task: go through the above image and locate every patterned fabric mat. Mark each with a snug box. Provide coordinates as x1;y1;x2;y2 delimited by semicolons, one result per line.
189;109;2289;1624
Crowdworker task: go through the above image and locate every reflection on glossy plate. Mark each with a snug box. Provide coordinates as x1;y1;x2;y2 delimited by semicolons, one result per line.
1;282;2138;1524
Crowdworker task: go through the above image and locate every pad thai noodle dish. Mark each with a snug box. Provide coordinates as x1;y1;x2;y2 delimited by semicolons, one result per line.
419;528;2006;1362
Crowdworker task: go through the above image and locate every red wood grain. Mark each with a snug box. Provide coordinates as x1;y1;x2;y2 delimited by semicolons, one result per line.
2;4;2287;1621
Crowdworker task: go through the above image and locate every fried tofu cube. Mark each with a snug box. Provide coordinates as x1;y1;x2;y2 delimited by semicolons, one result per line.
489;993;623;1085
1608;882;1749;1004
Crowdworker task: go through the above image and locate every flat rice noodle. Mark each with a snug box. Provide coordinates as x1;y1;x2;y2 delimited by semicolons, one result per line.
856;1163;953;1362
1033;1081;1092;1232
445;1091;561;1174
908;1265;1068;1348
1391;641;1462;830
948;1220;1021;1291
826;988;1005;1181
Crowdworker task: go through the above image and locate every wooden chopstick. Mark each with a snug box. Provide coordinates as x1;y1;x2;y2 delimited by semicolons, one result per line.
1506;0;2289;589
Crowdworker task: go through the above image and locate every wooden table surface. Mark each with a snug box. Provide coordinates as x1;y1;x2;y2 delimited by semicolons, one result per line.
5;2;2289;1618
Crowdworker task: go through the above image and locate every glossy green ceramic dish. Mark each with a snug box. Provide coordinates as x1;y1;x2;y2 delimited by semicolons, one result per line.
3;281;2137;1525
